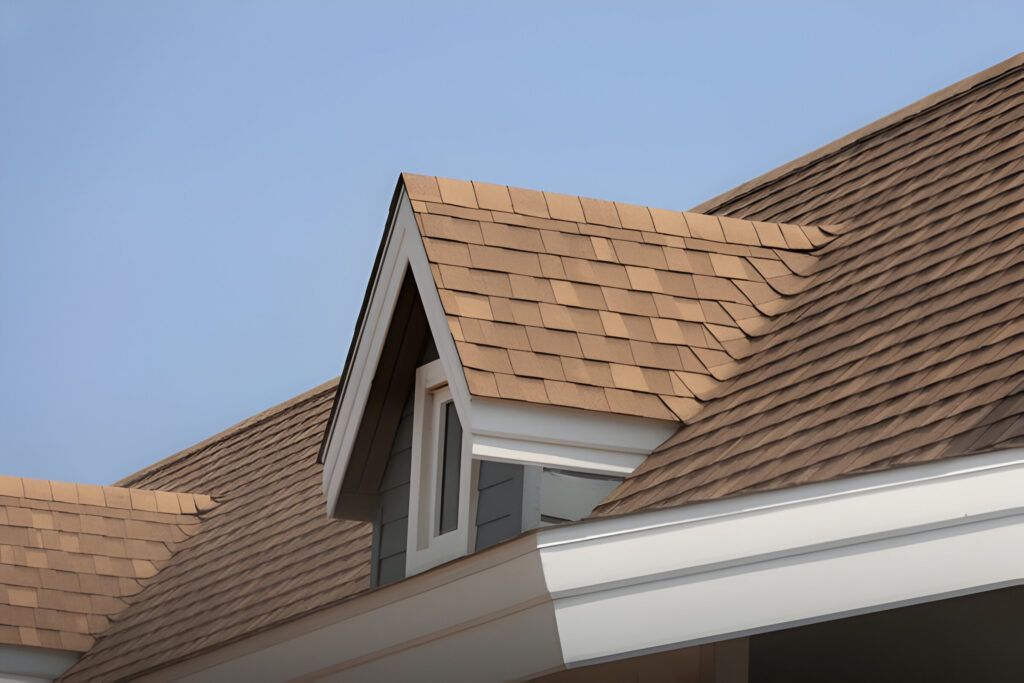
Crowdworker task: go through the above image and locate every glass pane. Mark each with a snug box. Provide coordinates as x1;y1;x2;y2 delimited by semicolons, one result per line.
438;400;463;535
539;468;621;525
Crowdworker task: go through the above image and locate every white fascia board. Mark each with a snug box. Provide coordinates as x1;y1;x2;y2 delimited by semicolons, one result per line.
143;450;1024;682
470;398;677;475
537;448;1024;667
322;193;471;515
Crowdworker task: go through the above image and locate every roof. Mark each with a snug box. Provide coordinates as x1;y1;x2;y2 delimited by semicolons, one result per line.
405;172;837;421
60;380;372;682
0;476;212;653
31;51;1024;681
595;53;1024;515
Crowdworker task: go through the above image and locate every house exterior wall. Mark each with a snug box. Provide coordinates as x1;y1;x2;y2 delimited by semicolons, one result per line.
370;336;440;587
474;461;524;551
371;393;413;587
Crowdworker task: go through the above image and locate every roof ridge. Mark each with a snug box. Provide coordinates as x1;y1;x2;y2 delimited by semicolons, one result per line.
0;473;215;513
402;173;837;423
402;171;835;241
115;377;338;489
692;51;1024;214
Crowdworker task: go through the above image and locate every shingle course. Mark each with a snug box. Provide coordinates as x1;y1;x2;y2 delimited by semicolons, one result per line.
0;476;211;654
597;55;1024;516
411;174;831;420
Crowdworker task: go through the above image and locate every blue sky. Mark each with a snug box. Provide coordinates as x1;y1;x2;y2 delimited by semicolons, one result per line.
2;1;1022;484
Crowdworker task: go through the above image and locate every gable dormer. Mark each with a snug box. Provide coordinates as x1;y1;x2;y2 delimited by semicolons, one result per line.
319;174;833;582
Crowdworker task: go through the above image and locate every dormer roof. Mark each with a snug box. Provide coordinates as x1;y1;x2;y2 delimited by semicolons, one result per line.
403;172;838;422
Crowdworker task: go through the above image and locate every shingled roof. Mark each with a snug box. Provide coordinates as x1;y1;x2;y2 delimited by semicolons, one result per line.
405;172;837;421
60;381;370;682
596;53;1024;515
0;476;212;653
30;52;1024;681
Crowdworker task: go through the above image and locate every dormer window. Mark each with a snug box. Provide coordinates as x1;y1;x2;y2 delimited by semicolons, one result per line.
323;186;680;586
436;395;463;535
407;359;474;574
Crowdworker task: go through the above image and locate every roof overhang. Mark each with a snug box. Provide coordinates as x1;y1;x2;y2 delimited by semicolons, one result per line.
140;447;1024;681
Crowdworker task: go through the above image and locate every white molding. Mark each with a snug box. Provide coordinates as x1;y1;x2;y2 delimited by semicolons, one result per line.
471;398;676;455
538;448;1024;666
146;450;1024;682
407;360;475;575
322;194;471;515
469;398;676;476
472;436;643;475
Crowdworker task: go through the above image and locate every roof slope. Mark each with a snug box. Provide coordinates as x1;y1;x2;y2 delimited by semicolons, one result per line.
597;54;1024;515
404;173;836;421
62;380;371;682
0;476;212;653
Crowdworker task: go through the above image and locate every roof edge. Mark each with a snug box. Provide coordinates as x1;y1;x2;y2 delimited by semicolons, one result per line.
316;174;409;467
0;474;216;512
117;377;338;489
692;51;1024;214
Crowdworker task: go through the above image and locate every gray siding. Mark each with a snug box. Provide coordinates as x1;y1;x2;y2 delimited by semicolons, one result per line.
371;391;414;587
474;461;524;551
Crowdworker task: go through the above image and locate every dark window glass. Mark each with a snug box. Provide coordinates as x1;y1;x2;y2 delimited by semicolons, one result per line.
539;468;622;525
438;400;462;534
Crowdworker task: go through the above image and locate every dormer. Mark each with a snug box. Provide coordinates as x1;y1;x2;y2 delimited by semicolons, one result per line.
318;173;830;583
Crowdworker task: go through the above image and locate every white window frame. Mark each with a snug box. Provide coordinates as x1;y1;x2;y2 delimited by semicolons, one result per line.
407;359;476;575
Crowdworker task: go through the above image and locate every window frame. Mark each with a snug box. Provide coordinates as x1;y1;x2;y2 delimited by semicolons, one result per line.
406;359;476;575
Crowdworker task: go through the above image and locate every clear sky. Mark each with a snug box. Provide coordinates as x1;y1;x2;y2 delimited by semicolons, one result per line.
2;1;1022;485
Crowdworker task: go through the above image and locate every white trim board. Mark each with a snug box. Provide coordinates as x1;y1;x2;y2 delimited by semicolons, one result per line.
146;449;1024;682
470;399;676;475
321;192;473;515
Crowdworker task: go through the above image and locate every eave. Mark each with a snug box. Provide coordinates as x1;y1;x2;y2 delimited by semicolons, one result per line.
139;448;1024;682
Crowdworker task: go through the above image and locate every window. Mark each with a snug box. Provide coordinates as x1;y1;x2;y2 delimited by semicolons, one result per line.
405;359;629;576
537;468;621;525
407;360;473;574
437;399;463;535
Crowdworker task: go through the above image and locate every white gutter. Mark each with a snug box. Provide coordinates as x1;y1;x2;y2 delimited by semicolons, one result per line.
147;449;1024;682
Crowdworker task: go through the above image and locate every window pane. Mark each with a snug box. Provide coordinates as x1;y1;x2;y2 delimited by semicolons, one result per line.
539;468;621;525
438;400;462;535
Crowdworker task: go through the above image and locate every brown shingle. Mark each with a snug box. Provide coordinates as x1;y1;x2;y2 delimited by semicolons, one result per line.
579;197;621;227
480;221;545;252
0;476;213;655
387;173;826;429
508;186;549;218
597;53;1024;517
684;213;725;242
544;192;586;222
472;181;514;212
